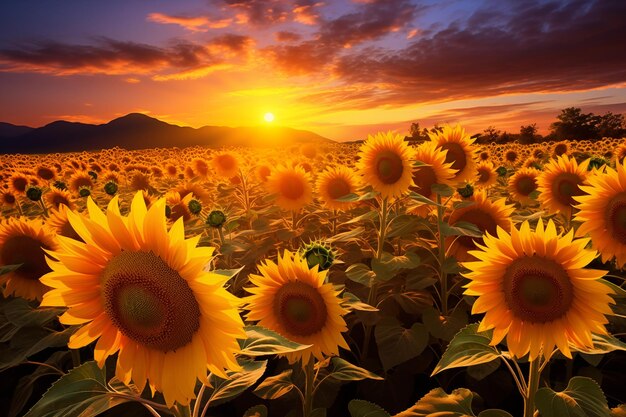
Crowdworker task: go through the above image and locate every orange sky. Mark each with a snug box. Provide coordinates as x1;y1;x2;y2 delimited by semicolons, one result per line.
1;0;625;141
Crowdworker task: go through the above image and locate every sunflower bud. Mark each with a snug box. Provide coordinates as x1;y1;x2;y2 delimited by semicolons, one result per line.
78;186;91;198
104;181;118;196
188;199;202;215
53;180;67;190
588;156;607;171
457;183;474;199
496;166;508;177
302;242;335;271
26;186;42;201
206;210;226;228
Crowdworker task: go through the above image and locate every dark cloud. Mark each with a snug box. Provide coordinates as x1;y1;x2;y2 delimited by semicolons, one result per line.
218;0;289;26
327;0;626;108
266;0;418;74
275;31;302;42
209;34;254;52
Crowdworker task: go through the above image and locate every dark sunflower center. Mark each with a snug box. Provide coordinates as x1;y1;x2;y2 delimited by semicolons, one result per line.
273;281;328;337
102;251;200;352
73;177;92;189
37;168;55;180
375;150;404;184
279;174;305;200
0;235;51;280
552;173;584;207
506;151;517;162
440;142;467;173
217;155;236;170
502;255;573;323
326;177;351;200
455;209;498;250
605;192;626;245
412;166;437;196
478;168;491;184
515;176;537;196
12;178;28;192
554;144;568;156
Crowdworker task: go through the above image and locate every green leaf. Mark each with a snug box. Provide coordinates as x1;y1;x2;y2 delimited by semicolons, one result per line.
337;191;378;202
372;252;421;281
432;323;499;376
375;317;428;371
386;215;422;238
0;326;75;371
328;357;383;381
570;333;626;355
394;387;476;417
243;405;268;417
422;307;468;341
393;291;432;314
431;184;454;197
342;210;378;225
599;279;626;298
535;376;610;417
342;292;378;312
253;369;295;400
440;221;483;238
348;400;391;417
205;359;267;407
409;192;442;207
239;326;312;356
0;263;23;275
345;263;376;287
311;408;327;417
23;361;130;417
327;227;366;243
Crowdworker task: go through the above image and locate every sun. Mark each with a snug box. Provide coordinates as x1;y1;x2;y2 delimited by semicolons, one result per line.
264;112;275;123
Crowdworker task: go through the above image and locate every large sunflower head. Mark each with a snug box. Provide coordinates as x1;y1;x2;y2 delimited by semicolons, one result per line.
9;172;32;194
245;250;349;364
316;165;360;211
0;218;57;301
68;170;95;194
356;131;416;199
463;220;615;361
45;187;76;211
212;151;240;178
40;192;245;407
575;159;626;268
428;124;477;185
508;167;540;206
446;191;514;262
475;161;497;189
265;165;313;212
537;155;589;216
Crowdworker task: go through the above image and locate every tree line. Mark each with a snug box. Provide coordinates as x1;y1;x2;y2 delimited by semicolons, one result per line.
407;107;626;144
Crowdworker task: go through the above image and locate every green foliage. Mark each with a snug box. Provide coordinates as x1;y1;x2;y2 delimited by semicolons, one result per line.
432;323;500;376
375;317;428;371
203;358;267;407
239;325;312;356
253;369;295;400
535;377;610;417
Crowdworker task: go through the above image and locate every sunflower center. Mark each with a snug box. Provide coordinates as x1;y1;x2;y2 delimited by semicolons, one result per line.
440;142;467;173
412;166;437;196
516;176;537;196
102;251;200;352
605;192;626;245
505;151;517;162
326;177;351;200
552;173;584;207
375;150;404;184
279;174;305;200
502;255;573;323
217;155;236;170
12;177;28;192
0;235;51;280
273;281;328;337
478;168;491;184
455;209;498;250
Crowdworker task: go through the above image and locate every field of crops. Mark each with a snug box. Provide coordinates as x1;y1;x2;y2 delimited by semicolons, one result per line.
1;125;625;417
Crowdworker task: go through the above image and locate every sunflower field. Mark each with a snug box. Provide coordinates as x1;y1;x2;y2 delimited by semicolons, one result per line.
1;126;626;417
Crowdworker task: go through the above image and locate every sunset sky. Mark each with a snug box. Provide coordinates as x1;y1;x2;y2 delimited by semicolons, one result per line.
1;0;625;141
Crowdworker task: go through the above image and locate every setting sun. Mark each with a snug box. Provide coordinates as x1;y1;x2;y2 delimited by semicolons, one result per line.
264;112;275;123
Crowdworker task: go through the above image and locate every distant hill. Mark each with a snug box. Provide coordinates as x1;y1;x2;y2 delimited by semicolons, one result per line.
0;113;332;154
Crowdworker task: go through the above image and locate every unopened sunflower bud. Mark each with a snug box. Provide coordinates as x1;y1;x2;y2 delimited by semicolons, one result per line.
104;181;118;196
457;183;474;199
496;166;508;177
53;180;67;190
26;186;42;201
302;242;335;271
206;210;226;228
188;199;202;215
78;186;91;198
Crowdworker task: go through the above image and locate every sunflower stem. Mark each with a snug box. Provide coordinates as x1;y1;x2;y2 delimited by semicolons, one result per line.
361;197;389;361
436;194;449;316
176;404;191;417
303;356;315;417
524;357;541;417
39;198;49;217
192;384;207;417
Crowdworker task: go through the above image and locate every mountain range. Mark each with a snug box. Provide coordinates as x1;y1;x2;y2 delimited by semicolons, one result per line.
0;113;332;154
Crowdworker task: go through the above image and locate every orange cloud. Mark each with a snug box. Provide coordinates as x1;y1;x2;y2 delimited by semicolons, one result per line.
147;13;232;31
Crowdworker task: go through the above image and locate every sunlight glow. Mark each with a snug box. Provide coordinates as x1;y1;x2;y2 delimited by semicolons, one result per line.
264;112;275;123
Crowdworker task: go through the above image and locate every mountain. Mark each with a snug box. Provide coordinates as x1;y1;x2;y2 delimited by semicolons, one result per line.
0;113;332;154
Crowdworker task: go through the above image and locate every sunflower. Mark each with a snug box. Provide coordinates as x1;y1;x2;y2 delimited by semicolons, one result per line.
614;143;626;165
192;158;210;178
9;172;31;194
508;167;540;206
0;218;57;301
316;166;359;211
463;219;614;361
575;159;626;268
47;205;84;242
265;165;313;212
165;191;193;222
446;191;514;262
212;152;240;178
40;192;245;407
428;124;477;185
128;171;152;192
475;161;497;189
553;141;569;157
45;187;76;211
537;155;589;217
1;191;17;207
68;170;95;194
245;250;349;364
36;165;57;181
256;164;272;183
357;131;416;199
408;141;456;217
